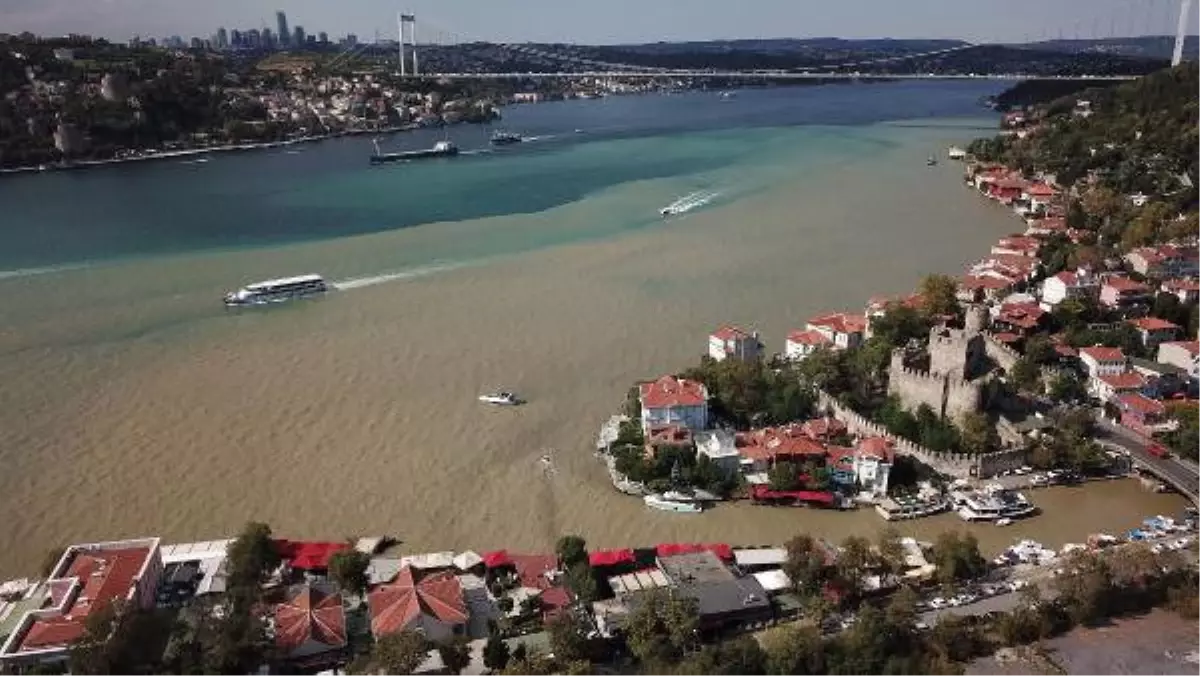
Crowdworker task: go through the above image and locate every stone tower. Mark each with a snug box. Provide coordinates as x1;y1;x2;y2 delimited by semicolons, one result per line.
928;304;987;380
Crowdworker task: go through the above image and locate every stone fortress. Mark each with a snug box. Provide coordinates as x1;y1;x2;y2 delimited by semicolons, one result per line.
887;304;989;422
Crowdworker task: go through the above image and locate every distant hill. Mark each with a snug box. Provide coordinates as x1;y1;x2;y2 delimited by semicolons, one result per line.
603;38;967;56
1022;36;1198;61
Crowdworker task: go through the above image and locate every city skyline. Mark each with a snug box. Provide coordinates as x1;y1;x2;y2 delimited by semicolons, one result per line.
2;0;1196;46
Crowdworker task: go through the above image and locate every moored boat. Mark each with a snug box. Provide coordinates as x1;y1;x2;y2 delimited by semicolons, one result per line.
644;494;703;513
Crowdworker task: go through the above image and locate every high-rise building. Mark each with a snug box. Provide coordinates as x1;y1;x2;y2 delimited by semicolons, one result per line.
216;27;228;50
263;27;275;49
346;34;358;47
276;11;290;46
230;29;242;48
318;31;329;44
246;28;261;49
293;26;306;47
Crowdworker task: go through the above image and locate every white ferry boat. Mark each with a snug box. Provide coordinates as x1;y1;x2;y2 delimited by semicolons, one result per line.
644;494;703;513
952;487;1037;522
875;496;949;521
224;274;328;307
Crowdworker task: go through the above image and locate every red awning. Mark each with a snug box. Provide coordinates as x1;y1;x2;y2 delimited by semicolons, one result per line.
588;549;635;567
274;540;349;570
482;550;514;569
750;485;836;505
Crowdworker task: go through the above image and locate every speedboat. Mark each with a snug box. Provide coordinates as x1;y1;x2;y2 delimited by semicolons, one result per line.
644;494;703;513
996;518;1013;527
926;156;938;166
479;391;521;406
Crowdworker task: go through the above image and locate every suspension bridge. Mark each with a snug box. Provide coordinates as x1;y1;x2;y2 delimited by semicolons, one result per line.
330;0;1195;81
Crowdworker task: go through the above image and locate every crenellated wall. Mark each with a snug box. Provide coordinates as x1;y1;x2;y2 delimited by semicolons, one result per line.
983;331;1022;371
816;390;1024;479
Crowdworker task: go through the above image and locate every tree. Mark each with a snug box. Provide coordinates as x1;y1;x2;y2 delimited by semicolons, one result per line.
1048;371;1087;403
768;461;803;491
565;563;598;604
546;612;590;664
677;636;767;675
1052;551;1114;626
69;600;126;674
784;534;831;599
437;636;472;675
927;613;984;663
870;304;932;348
1008;356;1043;393
929;531;987;586
225;521;280;594
876;526;907;577
355;631;431;675
919;274;960;318
761;625;825;675
623;589;699;667
958;412;998;455
884;585;921;629
555;535;588;569
483;634;511;672
327;549;371;598
835;535;877;603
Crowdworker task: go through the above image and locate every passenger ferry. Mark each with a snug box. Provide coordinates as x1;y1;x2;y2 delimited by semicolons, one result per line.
224;274;329;307
951;486;1036;522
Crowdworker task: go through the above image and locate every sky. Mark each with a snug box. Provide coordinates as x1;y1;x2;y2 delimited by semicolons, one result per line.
2;0;1196;45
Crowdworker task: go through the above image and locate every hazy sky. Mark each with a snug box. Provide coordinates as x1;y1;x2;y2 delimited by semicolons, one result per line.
3;0;1195;44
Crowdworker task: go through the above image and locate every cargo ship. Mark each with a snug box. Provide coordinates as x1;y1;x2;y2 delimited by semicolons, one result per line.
370;138;459;164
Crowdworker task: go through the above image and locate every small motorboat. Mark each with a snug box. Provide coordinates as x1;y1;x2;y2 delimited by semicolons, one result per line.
996;518;1013;527
644;494;703;513
479;391;521;406
926;156;938;166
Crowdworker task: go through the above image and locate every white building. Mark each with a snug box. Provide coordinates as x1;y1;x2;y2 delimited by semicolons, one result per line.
853;437;894;498
708;326;762;362
639;375;709;433
1039;269;1099;309
806;312;868;350
1078;346;1128;379
1157;340;1199;379
784;329;832;361
693;430;741;477
1088;372;1147;402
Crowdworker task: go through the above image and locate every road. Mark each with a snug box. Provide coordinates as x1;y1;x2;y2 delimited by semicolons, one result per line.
1095;418;1199;503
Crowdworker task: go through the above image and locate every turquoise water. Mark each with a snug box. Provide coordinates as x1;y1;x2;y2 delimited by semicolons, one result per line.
0;81;1004;269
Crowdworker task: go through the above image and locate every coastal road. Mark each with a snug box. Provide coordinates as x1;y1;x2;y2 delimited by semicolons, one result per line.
1095;418;1199;504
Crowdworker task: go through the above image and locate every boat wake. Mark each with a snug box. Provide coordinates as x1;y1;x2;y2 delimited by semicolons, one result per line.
660;189;721;216
332;261;468;290
0;262;91;281
458;148;494;156
180;158;211;165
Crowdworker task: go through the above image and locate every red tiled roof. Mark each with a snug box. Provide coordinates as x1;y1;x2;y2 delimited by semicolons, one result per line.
1128;317;1180;332
1160;340;1199;356
1080;346;1126;362
867;293;924;313
997;302;1045;330
1025;182;1058;197
646;424;693;446
786;329;832;346
654;543;733;561
1098;372;1147;390
996;235;1040;251
992;332;1022;344
737;425;827;462
856;436;895;461
1104;276;1150;292
712;325;753;341
368;567;466;637
960;274;1013;290
1054;343;1078;358
639;375;707;409
1117;393;1166;415
1032;217;1067;231
507;552;570;618
800;417;847;440
19;547;153;652
482;550;514;569
807;312;868;335
274;584;347;656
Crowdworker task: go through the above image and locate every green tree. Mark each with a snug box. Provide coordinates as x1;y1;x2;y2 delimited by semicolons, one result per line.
327;549;371;598
1008;355;1043;393
677;636;767;675
555;535;589;569
1164;403;1199;461
624;589;700;667
870;304;932;348
761;624;825;675
355;631;431;675
68;600;127;674
546;612;591;664
483;634;511;672
929;531;987;586
768;461;803;491
225;521;280;593
927;613;985;663
958;412;998;455
1048;371;1087;403
437;636;472;675
784;534;831;599
835;535;877;603
884;585;921;629
919;274;960;318
1052;552;1114;626
876;526;907;576
565;563;598;604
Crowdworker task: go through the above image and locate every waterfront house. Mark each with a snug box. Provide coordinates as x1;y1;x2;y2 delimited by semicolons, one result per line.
272;583;348;669
853;437;895;498
1127;317;1181;350
800;416;848;442
1040;269;1099;309
694;430;741;478
973;253;1039;281
1115;393;1175;435
639;375;709;433
958;274;1014;303
1079;346;1128;379
806;312;868;350
1026;216;1068;237
1089;372;1148;402
367;566;468;642
643;424;693;459
1157;340;1200;379
1125;245;1199;279
1161;278;1200;304
1020;182;1059;213
1099;276;1152;309
987;178;1027;205
991;235;1041;258
708;326;762;362
784;329;832;361
0;538;163;667
735;425;827;476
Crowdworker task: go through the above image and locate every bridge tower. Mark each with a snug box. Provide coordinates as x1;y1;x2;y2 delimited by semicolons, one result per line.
398;13;417;76
1174;0;1194;67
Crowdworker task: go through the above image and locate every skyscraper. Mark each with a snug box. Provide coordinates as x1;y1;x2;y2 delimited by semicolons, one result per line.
276;11;290;47
216;27;228;50
262;27;275;49
293;25;306;47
